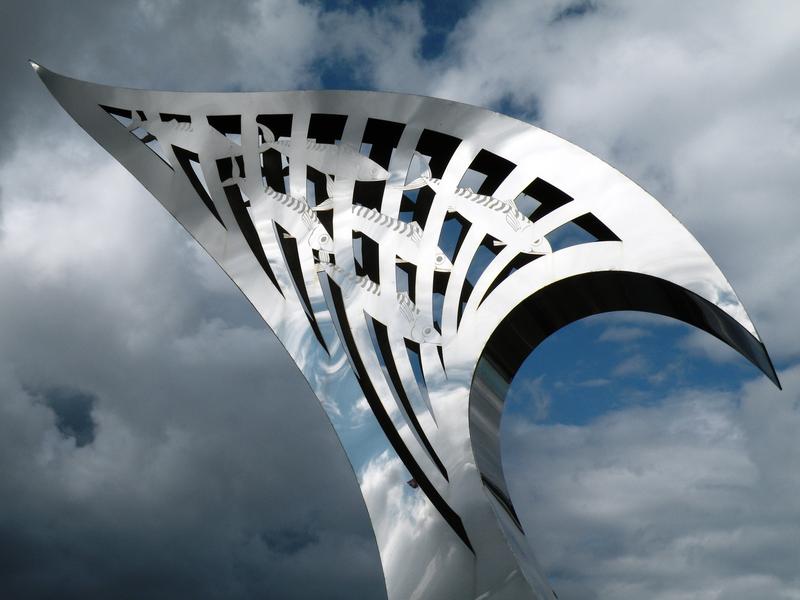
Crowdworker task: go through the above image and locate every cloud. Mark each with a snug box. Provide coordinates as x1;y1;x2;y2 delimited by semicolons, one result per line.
612;354;648;378
40;388;98;447
598;326;651;344
678;328;746;365
509;375;552;422
576;377;611;388
502;365;800;599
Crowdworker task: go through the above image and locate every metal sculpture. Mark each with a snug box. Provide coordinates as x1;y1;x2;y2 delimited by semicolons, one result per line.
34;62;780;600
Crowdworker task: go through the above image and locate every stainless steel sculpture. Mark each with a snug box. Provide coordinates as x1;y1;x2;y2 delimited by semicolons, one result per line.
34;63;780;600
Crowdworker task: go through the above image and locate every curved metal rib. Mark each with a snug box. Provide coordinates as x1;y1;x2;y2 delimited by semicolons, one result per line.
33;62;779;600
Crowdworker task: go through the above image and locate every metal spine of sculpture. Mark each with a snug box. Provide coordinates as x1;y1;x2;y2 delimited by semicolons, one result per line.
34;62;780;600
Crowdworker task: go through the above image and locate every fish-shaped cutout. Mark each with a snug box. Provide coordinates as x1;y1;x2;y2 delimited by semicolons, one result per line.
397;291;441;344
217;157;333;254
313;194;453;272
131;114;241;162
316;257;441;345
243;184;334;253
403;156;551;256
258;124;389;182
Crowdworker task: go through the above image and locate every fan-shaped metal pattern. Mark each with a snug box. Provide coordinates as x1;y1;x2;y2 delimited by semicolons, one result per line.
34;63;779;600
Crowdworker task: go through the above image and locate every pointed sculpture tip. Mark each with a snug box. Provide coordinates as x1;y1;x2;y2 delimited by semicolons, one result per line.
766;370;783;391
28;59;41;71
760;345;782;390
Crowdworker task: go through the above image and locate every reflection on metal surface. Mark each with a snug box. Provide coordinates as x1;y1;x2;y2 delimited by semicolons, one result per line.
34;63;780;600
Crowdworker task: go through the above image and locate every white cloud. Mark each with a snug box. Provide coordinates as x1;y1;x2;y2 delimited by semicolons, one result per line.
598;326;650;343
678;328;745;365
612;353;648;377
576;377;611;388
509;375;552;421
503;365;800;599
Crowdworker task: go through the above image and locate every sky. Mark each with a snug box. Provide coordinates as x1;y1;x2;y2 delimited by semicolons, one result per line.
0;1;799;599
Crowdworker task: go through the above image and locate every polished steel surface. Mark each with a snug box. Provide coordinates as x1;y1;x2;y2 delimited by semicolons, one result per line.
34;63;780;600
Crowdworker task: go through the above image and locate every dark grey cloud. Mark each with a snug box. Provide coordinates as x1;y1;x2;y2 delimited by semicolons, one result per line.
0;135;387;596
0;184;385;598
551;0;599;23
42;387;98;447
